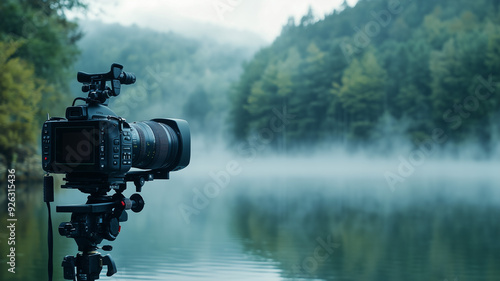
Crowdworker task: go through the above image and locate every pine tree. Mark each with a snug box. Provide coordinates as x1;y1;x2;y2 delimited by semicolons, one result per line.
332;50;387;140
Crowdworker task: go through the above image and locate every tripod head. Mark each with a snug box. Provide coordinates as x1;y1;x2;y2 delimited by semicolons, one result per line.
56;191;144;281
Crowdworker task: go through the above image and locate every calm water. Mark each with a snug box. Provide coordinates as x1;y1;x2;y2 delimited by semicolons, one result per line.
1;157;500;281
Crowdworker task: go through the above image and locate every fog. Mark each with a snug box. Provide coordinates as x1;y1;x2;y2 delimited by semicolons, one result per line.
3;1;498;280
96;142;500;280
69;0;359;42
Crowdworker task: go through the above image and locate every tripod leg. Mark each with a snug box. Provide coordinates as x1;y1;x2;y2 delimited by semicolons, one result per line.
102;254;117;276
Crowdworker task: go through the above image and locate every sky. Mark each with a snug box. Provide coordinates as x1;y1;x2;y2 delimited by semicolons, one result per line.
72;0;358;42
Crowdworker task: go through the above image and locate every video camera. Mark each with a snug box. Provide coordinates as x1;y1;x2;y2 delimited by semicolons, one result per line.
42;63;190;281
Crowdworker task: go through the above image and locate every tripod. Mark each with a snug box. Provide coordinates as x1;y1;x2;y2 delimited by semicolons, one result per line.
56;189;145;281
42;170;169;280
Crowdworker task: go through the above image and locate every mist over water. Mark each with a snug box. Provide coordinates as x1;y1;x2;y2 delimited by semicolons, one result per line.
2;143;499;280
121;145;500;280
4;120;498;281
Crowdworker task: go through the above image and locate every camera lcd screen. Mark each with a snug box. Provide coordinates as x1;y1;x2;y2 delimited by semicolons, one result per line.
55;127;99;165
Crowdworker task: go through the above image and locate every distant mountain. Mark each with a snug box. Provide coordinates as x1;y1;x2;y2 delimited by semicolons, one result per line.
146;18;269;50
72;20;263;137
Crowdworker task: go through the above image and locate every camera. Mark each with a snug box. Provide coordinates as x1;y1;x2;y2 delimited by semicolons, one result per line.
42;63;190;193
42;63;190;281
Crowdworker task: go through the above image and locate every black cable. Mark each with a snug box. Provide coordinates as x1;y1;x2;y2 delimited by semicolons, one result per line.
72;97;87;106
46;202;53;281
44;175;54;281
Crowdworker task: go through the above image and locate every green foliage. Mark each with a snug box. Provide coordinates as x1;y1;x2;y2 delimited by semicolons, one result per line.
0;41;43;166
229;48;272;140
0;0;84;116
231;183;500;281
0;0;84;174
332;50;387;140
229;0;500;150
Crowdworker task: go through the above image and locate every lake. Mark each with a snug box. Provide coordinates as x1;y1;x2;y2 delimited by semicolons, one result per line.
1;155;500;281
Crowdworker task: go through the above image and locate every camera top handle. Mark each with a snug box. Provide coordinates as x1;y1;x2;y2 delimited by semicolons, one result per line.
77;63;136;104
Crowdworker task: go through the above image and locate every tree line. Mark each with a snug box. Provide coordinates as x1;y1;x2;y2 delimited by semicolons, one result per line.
229;0;500;153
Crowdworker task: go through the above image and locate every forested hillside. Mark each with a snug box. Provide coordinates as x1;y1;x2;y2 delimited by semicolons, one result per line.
230;0;500;152
73;21;258;138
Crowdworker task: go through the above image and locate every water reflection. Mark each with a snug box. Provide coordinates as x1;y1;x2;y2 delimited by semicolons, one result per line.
0;183;76;281
230;176;500;281
1;165;499;281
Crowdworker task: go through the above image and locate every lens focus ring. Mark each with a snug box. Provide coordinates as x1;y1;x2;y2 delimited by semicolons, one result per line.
130;121;179;170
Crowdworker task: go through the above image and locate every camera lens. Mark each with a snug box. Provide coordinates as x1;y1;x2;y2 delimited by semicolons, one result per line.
130;121;179;170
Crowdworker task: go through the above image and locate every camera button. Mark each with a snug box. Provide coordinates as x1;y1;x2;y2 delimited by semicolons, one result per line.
114;139;120;145
113;147;119;153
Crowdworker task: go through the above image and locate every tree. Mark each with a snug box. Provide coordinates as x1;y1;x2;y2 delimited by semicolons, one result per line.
229;48;272;141
0;0;85;173
331;50;387;140
429;29;491;141
0;0;85;119
0;41;43;167
287;43;331;142
300;7;315;27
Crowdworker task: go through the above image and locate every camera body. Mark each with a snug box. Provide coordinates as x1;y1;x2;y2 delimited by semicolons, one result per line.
42;104;131;186
42;63;190;192
42;104;128;171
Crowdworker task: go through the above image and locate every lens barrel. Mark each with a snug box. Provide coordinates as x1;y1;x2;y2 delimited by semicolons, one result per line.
130;121;179;170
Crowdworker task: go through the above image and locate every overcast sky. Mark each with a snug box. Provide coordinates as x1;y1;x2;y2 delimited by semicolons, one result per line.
73;0;358;42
